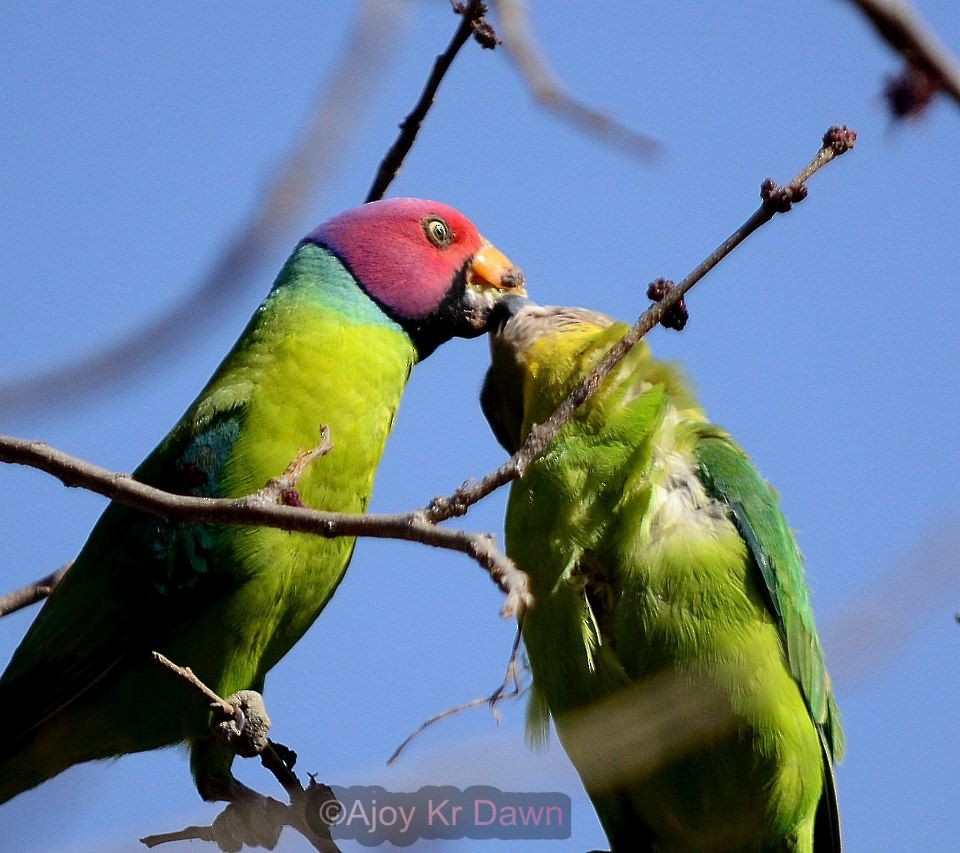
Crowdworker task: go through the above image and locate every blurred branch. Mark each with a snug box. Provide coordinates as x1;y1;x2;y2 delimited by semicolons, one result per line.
493;0;661;161
366;0;497;202
0;434;531;618
560;671;737;794
142;652;341;852
0;0;410;422
424;126;857;524
842;0;960;115
822;513;960;687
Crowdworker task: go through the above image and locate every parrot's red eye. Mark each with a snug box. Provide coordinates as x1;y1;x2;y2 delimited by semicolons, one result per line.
422;216;454;249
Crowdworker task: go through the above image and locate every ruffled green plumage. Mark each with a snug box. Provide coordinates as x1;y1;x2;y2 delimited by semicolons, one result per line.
482;306;842;852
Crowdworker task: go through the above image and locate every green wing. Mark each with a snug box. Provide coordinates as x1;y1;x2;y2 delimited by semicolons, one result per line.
0;404;248;751
694;433;843;763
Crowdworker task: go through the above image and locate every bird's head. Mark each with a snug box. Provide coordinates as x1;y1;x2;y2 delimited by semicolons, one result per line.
306;198;526;358
481;301;623;453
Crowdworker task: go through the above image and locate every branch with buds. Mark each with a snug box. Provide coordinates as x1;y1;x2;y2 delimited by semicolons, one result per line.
1;125;856;629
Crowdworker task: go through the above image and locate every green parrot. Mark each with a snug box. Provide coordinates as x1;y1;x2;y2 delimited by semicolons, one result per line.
480;302;842;853
0;198;525;805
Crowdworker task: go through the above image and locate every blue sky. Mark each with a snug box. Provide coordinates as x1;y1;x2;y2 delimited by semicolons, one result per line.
2;2;959;850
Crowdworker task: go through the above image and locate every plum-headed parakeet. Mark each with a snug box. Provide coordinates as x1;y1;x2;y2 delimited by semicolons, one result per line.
481;303;842;853
0;198;525;805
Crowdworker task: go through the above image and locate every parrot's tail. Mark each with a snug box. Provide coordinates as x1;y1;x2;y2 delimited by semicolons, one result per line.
0;694;149;804
0;722;84;804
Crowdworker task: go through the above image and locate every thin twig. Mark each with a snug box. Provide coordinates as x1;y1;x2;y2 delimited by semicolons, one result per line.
493;0;661;161
388;612;526;764
141;826;218;848
0;563;70;617
424;126;857;524
365;0;491;202
0;435;531;618
152;651;298;796
844;0;960;110
145;652;341;852
0;126;856;625
0;0;411;421
141;800;339;853
152;651;235;716
263;426;334;508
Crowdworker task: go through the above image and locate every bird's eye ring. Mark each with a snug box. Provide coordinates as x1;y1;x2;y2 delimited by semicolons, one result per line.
423;216;454;248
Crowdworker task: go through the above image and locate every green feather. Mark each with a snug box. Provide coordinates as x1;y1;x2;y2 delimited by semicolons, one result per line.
694;434;843;762
0;245;416;802
483;305;843;853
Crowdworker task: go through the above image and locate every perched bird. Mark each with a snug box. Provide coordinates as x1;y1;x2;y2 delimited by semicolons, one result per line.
0;198;525;805
481;302;842;853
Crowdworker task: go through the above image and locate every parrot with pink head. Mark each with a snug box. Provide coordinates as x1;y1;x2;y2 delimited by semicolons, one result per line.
0;198;525;804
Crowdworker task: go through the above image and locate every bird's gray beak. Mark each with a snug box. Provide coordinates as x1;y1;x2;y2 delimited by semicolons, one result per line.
489;294;540;331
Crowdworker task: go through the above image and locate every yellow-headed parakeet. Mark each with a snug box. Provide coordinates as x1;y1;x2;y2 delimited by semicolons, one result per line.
481;302;841;853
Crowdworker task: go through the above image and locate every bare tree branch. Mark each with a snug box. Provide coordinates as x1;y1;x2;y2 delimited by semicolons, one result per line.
151;652;302;800
0;126;856;624
842;0;960;113
387;613;526;765
143;652;341;852
141;779;342;851
423;126;857;524
366;0;497;203
152;651;236;718
0;563;70;617
493;0;661;161
374;125;856;767
0;0;410;421
0;427;322;617
0;434;532;618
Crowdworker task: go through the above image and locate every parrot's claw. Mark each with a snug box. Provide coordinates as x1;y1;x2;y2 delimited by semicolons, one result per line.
215;690;272;758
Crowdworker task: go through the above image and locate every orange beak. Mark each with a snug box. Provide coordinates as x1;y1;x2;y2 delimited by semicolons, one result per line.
468;242;526;295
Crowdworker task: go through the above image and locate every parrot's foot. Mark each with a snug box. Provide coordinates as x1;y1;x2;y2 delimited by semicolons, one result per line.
150;694;342;850
215;690;272;759
192;690;272;804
